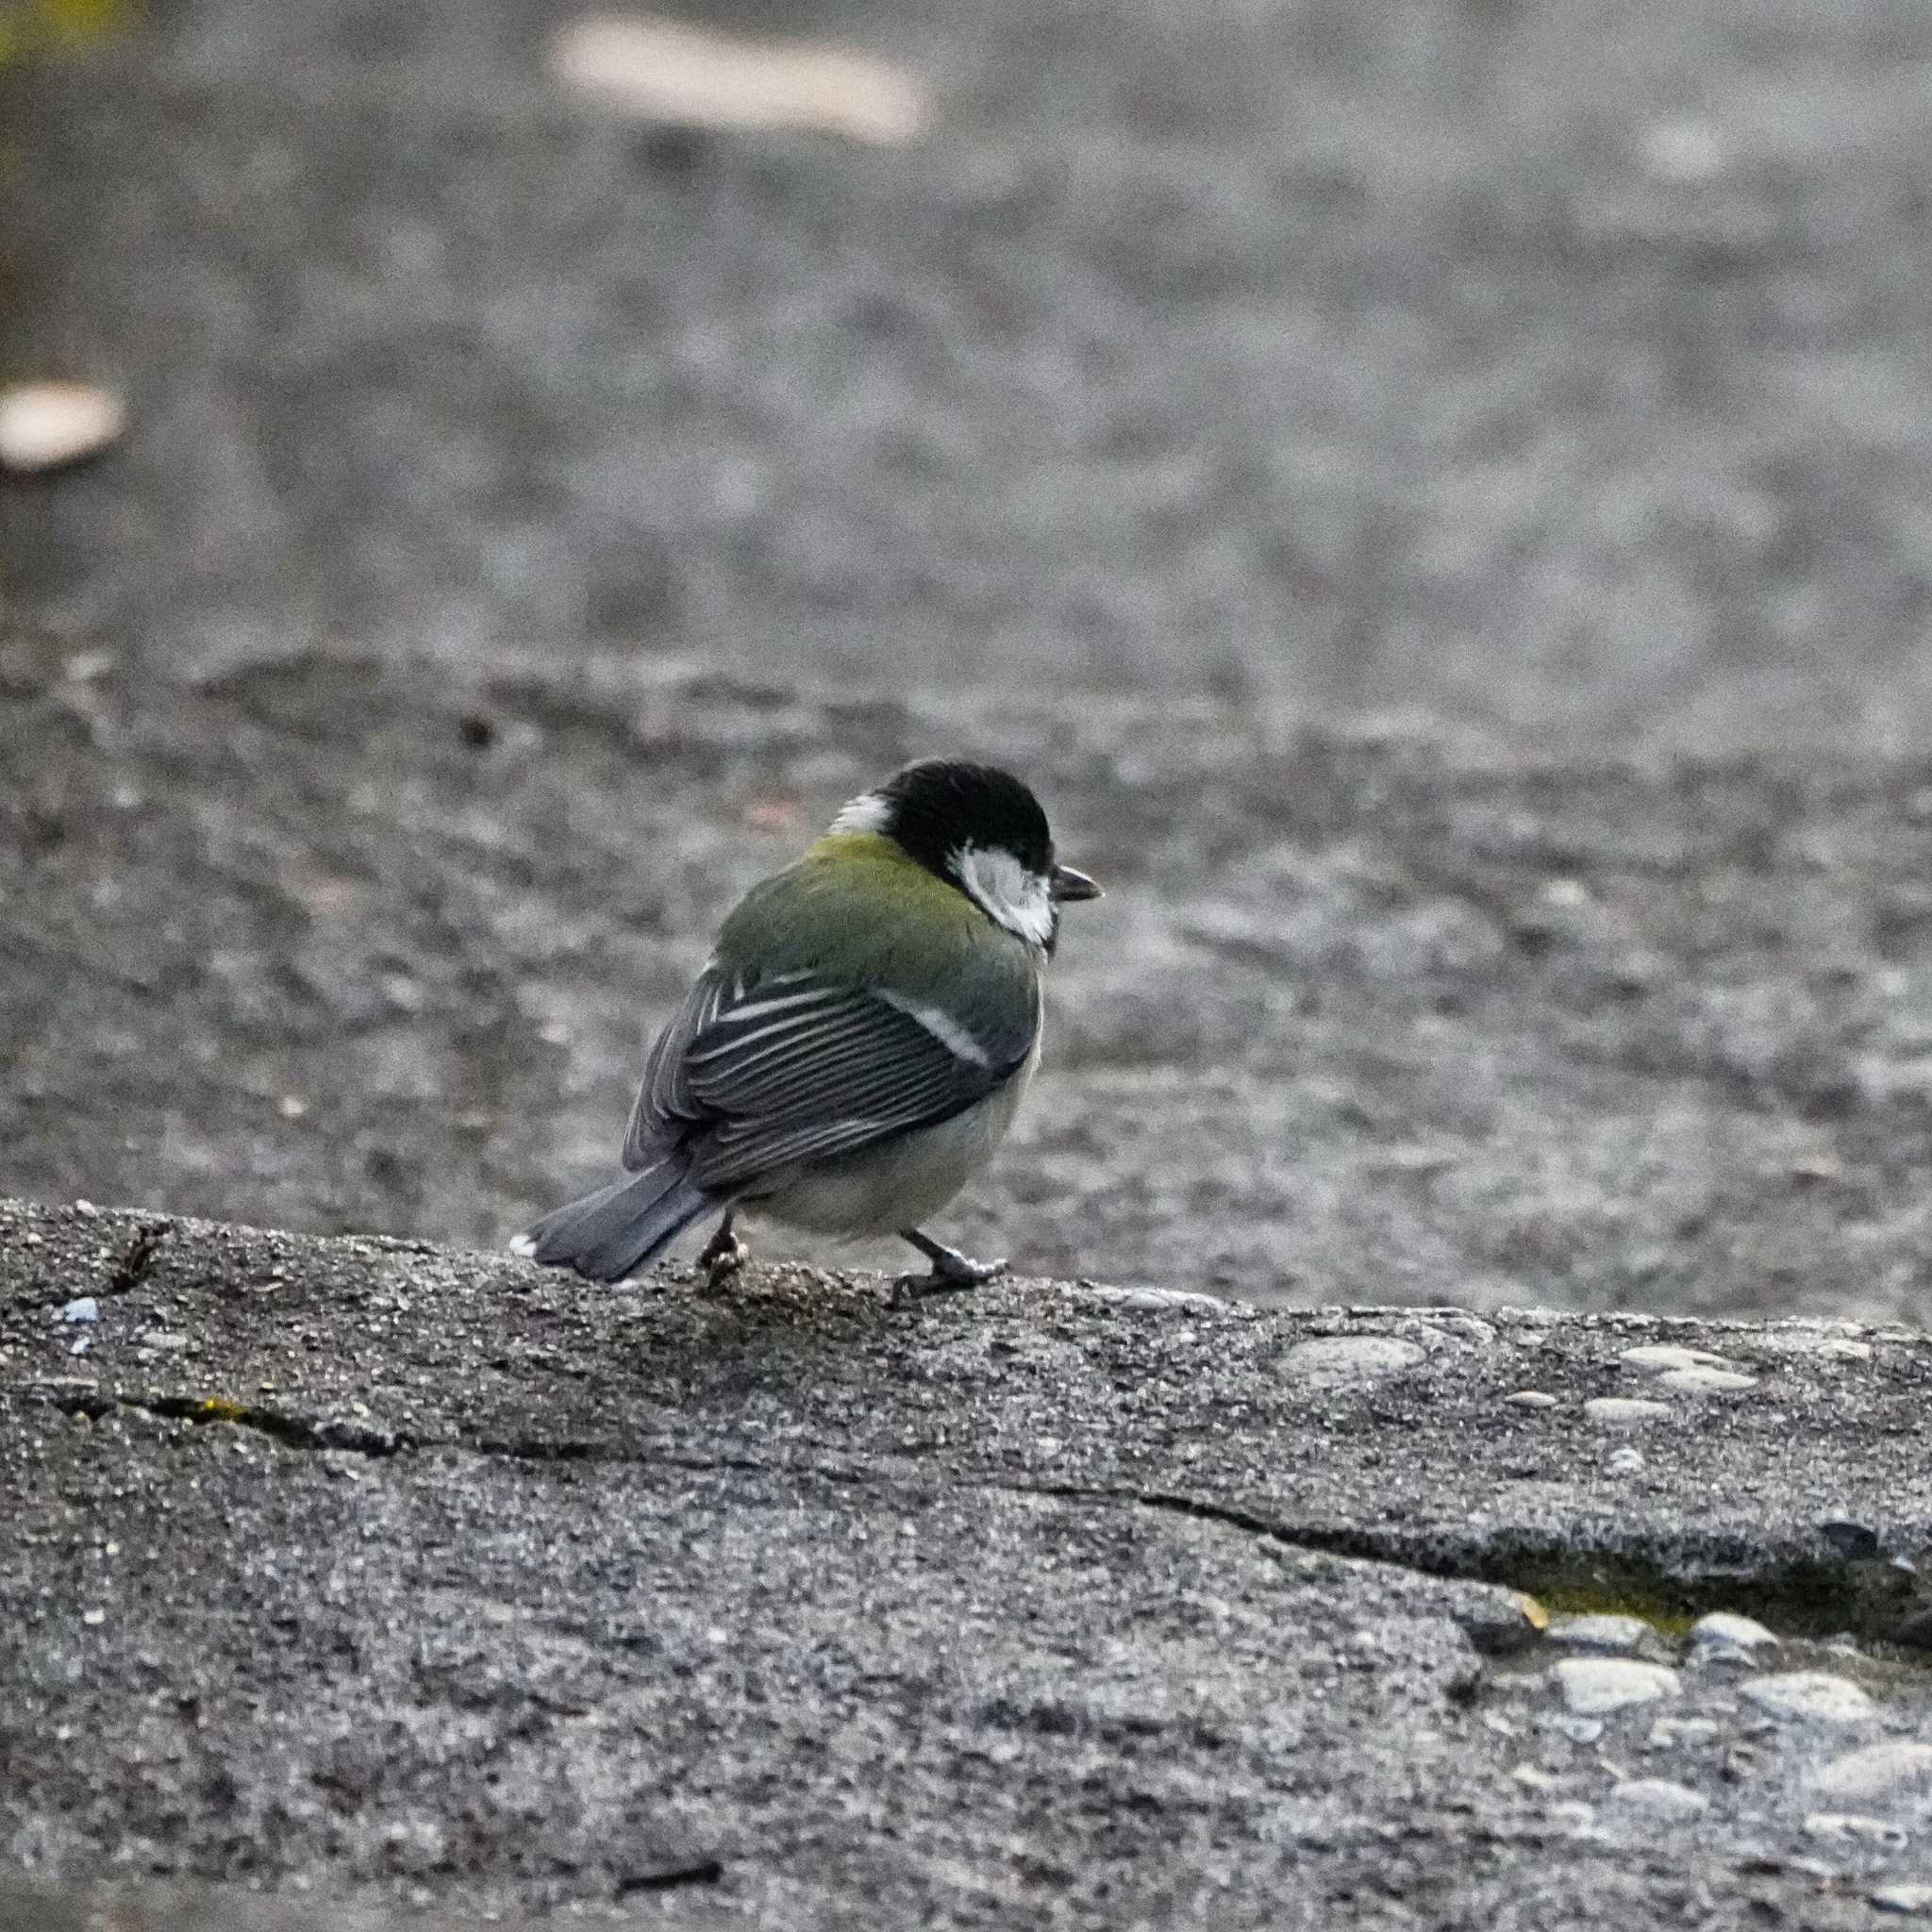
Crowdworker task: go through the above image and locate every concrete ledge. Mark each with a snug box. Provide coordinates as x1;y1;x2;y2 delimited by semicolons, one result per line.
7;1196;1932;1926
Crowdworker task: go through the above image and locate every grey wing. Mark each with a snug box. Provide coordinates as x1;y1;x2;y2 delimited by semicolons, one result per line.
647;969;1038;1192
620;962;732;1169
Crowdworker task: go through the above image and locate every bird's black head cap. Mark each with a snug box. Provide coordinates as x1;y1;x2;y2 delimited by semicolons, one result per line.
871;758;1055;880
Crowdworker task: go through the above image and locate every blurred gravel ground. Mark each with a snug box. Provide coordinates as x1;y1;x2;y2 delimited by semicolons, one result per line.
8;627;1932;1319
5;0;1932;749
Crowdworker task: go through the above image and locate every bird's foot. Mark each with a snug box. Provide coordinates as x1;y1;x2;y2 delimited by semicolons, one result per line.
695;1218;749;1290
890;1245;1008;1305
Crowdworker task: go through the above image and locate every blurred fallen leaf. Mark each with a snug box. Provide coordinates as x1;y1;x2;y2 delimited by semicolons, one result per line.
0;379;126;473
549;14;928;145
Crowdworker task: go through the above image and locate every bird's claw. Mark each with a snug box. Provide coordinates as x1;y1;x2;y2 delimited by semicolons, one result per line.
890;1253;1008;1305
696;1227;749;1290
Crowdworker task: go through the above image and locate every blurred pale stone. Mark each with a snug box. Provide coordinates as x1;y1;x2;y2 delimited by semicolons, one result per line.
1657;1366;1758;1394
1742;1673;1875;1724
1584;1397;1672;1427
1552;1658;1679;1714
1810;1741;1932;1804
1641;118;1728;183
549;16;928;144
0;381;126;473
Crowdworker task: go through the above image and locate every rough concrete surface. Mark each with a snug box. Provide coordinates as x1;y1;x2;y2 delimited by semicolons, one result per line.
8;1195;1932;1929
9;632;1932;1320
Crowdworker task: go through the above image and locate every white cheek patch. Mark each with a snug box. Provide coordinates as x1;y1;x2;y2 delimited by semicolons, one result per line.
830;791;891;835
951;844;1056;948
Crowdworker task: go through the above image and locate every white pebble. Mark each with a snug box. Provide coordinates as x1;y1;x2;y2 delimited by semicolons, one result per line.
1657;1366;1758;1394
1584;1397;1672;1427
1690;1612;1778;1659
1741;1672;1875;1724
1872;1883;1932;1916
1647;1716;1722;1748
0;380;126;473
1553;1658;1680;1715
1809;1741;1932;1803
1619;1344;1726;1371
1282;1336;1425;1387
1503;1390;1558;1409
1087;1285;1225;1313
58;1298;100;1324
1547;1614;1656;1656
1605;1778;1708;1819
1607;1446;1646;1474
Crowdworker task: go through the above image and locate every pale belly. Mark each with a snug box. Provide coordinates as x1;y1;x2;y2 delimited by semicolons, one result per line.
755;1047;1038;1238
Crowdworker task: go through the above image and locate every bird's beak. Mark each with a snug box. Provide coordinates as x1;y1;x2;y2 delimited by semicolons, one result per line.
1051;863;1101;904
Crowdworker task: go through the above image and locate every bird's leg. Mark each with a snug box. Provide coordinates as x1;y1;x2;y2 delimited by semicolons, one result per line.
695;1211;748;1288
891;1227;1008;1301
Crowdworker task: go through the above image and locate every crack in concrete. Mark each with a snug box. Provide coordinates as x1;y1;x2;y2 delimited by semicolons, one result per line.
105;1218;174;1296
43;1386;406;1457
991;1479;1932;1654
27;1384;1932;1652
17;1215;176;1313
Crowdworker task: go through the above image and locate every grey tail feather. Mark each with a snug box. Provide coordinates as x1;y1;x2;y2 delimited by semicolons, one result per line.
514;1158;717;1283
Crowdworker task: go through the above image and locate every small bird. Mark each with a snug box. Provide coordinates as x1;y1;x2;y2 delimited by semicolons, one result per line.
513;758;1099;1291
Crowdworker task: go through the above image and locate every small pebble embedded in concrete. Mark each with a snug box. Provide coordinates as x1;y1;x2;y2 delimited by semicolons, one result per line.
1502;1390;1558;1408
1657;1366;1758;1394
1809;1741;1932;1803
1619;1344;1726;1371
58;1297;99;1324
1689;1611;1778;1663
1281;1336;1424;1387
1583;1397;1672;1427
1819;1338;1874;1361
1606;1446;1646;1474
1740;1672;1875;1724
1542;1800;1596;1834
1646;1716;1722;1748
1552;1658;1680;1715
1872;1883;1932;1917
1552;1714;1605;1744
1545;1613;1660;1657
1603;1778;1708;1818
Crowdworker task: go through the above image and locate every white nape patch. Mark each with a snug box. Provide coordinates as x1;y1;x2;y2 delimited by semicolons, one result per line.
950;843;1056;948
830;791;891;835
873;987;991;1066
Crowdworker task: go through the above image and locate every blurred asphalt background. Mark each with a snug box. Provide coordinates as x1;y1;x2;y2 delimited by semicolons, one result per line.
9;0;1931;749
7;0;1932;1311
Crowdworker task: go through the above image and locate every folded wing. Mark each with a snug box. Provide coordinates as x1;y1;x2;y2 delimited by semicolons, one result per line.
623;965;1038;1189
